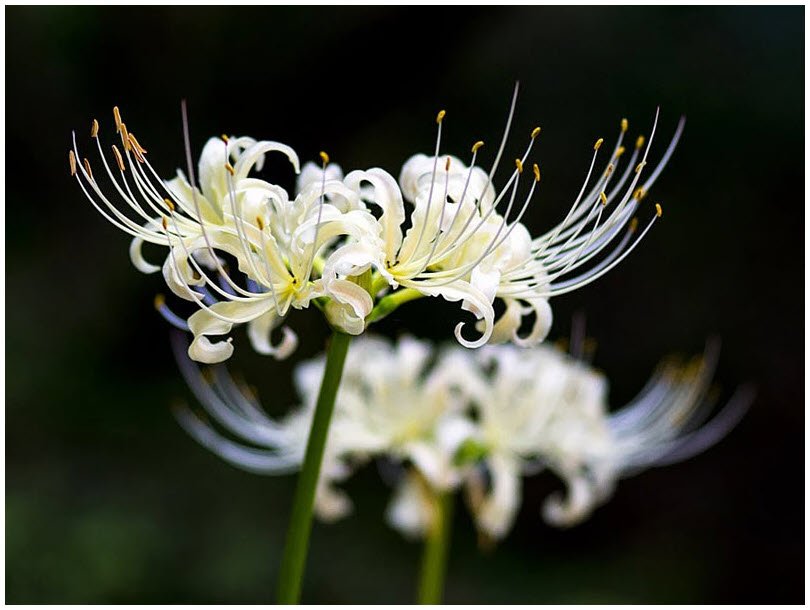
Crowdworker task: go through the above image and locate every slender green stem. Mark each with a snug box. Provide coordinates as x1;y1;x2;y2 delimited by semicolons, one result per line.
417;489;454;605
276;331;352;604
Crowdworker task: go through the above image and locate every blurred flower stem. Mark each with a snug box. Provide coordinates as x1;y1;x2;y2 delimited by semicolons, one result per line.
417;488;454;604
277;331;352;604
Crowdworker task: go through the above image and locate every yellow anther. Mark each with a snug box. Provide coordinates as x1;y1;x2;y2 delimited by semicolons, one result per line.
531;126;541;139
533;163;540;182
633;187;646;200
594;137;604;151
319;151;329;166
655;203;663;218
163;198;175;212
154;293;166;309
635;135;645;149
129;140;145;163
129;132;147;155
256;216;265;230
221;134;230;142
225;162;235;176
68;150;77;176
600;191;607;205
621;118;628;133
112;145;125;171
605;163;614;176
615;146;626;158
120;122;131;151
635;160;647;174
471;140;484;153
83;158;93;181
161;216;168;230
515;158;523;174
113;106;122;132
91;119;99;138
436;109;446;124
629;217;639;233
445;156;451;171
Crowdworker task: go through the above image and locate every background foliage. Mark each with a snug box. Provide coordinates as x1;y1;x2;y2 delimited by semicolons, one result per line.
6;6;803;603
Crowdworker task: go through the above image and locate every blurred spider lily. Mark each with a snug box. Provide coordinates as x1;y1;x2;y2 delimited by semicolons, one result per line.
172;333;751;541
69;87;683;360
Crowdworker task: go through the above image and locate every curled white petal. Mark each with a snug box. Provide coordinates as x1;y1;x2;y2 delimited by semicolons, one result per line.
416;281;495;349
188;335;234;364
162;253;204;301
541;475;597;528
247;309;298;360
385;473;433;539
187;300;276;363
474;454;521;540
129;237;160;273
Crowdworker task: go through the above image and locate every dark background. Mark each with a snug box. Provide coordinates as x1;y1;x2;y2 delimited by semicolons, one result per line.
5;6;804;603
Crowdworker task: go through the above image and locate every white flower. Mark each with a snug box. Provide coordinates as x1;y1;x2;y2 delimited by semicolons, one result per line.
70;107;382;364
328;87;685;349
71;93;684;360
462;344;612;537
461;340;751;536
170;332;750;541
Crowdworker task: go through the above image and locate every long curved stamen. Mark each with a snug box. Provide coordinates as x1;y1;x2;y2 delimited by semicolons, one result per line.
539;200;608;283
540;157;618;267
426;140;484;262
420;128;540;281
223;156;286;316
163;211;258;305
410;155;453;276
95;113;176;228
255;218;288;316
533;136;606;258
179;100;249;297
406;110;446;265
535;123;632;251
427;84;521;265
544;205;661;297
543;221;636;291
638;116;685;192
301;151;330;285
154;293;191;330
162;217;262;325
413;131;539;286
174;104;281;305
72;133;169;243
170;332;293;448
521;109;664;290
223;147;279;294
481;162;542;257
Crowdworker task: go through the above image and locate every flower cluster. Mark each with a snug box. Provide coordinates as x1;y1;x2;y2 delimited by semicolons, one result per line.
173;333;750;541
69;97;683;363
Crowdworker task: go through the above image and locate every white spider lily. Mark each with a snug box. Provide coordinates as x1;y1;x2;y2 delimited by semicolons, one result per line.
171;333;472;521
328;86;685;349
460;341;751;537
170;333;749;541
69;106;382;363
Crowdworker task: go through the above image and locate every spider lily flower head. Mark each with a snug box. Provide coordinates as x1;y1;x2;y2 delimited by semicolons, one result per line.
70;105;383;364
171;333;474;521
170;332;750;541
446;339;751;539
335;85;684;349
